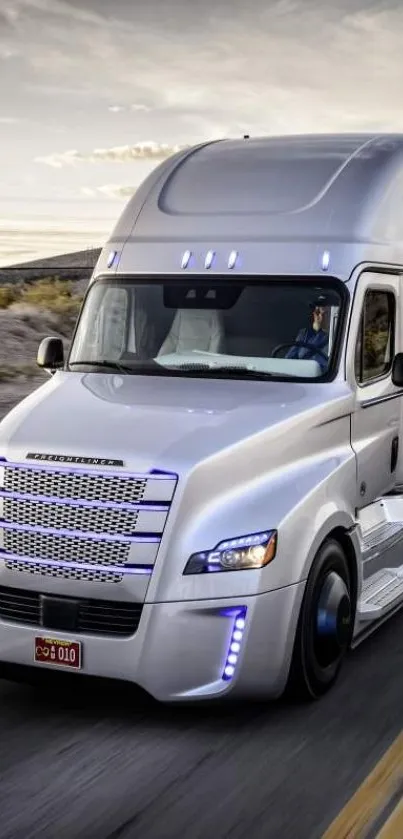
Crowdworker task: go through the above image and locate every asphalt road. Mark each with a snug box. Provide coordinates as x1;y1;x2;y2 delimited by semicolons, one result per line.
0;391;402;838
0;609;402;839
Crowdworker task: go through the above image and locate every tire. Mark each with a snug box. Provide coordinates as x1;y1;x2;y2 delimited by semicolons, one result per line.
286;539;353;701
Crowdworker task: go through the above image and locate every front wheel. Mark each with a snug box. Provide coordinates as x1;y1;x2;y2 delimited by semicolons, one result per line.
286;539;353;700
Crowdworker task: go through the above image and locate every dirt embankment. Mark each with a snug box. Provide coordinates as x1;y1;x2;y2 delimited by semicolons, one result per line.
0;248;100;419
0;306;67;420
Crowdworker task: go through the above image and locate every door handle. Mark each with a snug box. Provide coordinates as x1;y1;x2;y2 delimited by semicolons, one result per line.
391;436;399;473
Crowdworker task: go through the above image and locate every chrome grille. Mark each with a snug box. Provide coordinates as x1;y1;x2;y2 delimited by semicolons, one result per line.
4;558;122;583
0;461;176;584
4;466;147;504
3;530;130;567
4;498;139;537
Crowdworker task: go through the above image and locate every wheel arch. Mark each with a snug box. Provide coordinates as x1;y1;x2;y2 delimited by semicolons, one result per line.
312;525;360;623
285;524;360;699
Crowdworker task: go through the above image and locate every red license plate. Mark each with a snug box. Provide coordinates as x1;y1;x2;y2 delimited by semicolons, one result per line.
34;637;82;670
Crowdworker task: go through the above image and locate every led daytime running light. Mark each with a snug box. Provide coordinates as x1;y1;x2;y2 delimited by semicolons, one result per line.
223;607;247;681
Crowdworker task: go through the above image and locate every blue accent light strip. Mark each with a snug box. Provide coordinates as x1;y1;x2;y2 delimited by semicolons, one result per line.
2;460;178;481
0;550;153;576
222;607;247;681
0;490;169;514
0;520;161;544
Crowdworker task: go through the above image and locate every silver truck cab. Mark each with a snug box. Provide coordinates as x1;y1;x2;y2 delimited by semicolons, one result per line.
1;132;403;702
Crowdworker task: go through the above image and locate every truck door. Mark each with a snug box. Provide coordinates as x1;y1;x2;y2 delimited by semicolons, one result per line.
348;271;400;507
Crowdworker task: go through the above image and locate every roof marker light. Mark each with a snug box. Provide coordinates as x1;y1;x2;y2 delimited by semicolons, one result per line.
107;250;117;268
205;250;215;269
181;250;191;269
321;250;330;271
228;250;238;269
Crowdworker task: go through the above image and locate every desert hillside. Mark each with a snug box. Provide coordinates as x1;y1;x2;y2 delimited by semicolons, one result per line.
0;248;100;419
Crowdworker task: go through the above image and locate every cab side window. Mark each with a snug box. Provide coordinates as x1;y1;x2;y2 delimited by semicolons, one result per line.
355;290;395;384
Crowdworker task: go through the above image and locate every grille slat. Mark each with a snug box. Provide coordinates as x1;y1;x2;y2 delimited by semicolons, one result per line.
3;531;130;568
4;467;147;504
4;558;123;584
80;614;138;625
79;619;135;630
80;607;135;618
0;591;39;604
4;498;140;537
1;613;39;626
0;585;143;637
1;462;175;584
0;606;39;619
0;603;37;614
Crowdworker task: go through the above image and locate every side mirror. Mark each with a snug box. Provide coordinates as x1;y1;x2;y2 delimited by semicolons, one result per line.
392;353;403;388
37;337;64;372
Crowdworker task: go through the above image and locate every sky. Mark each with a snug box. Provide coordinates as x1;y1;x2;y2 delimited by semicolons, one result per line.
1;0;403;265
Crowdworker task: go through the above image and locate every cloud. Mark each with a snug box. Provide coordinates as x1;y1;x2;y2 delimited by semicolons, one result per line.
0;117;21;124
108;103;152;114
80;184;136;199
15;2;403;140
26;83;101;98
5;0;403;154
8;0;104;27
36;141;189;167
0;6;21;25
97;184;136;199
130;104;152;113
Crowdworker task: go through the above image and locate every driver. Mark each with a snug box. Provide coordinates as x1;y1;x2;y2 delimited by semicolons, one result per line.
286;301;329;372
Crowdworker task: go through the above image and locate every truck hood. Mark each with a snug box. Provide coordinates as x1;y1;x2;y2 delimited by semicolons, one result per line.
0;371;354;473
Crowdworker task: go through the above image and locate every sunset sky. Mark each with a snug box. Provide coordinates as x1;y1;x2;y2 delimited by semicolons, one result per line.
1;0;403;265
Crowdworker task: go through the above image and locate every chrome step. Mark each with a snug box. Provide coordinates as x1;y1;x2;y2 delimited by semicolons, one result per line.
356;495;403;621
361;522;403;553
357;496;403;555
358;568;403;621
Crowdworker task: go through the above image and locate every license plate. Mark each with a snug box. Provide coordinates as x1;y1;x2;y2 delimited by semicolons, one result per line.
34;637;82;670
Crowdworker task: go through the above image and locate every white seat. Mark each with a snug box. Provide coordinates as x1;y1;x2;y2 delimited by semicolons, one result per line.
157;309;224;356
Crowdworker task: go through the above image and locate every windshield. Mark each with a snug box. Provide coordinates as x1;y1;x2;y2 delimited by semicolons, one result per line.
68;277;345;381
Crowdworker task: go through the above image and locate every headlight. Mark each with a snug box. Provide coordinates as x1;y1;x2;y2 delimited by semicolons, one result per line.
183;530;277;575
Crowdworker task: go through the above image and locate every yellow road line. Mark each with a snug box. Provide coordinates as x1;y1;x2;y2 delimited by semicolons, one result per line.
321;732;403;839
376;796;403;838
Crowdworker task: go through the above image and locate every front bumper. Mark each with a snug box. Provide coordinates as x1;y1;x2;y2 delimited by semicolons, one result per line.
0;582;305;702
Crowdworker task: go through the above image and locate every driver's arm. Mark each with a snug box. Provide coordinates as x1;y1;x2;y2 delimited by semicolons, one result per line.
285;328;306;358
315;338;329;372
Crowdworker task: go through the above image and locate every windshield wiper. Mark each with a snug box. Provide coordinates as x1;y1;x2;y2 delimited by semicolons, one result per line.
69;359;134;373
161;363;277;379
68;359;178;376
68;360;290;380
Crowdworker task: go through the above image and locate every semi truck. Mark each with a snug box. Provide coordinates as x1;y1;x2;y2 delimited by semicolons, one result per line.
1;132;403;702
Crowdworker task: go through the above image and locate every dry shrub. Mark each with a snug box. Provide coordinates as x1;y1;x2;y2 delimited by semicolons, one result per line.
0;276;84;378
0;277;83;318
19;278;83;316
0;285;19;308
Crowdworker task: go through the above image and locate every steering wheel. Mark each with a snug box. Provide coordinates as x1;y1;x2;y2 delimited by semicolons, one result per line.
271;341;328;363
